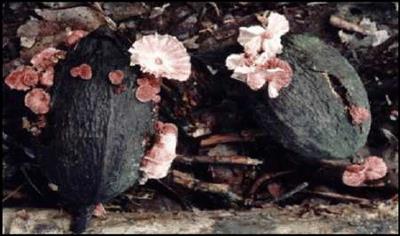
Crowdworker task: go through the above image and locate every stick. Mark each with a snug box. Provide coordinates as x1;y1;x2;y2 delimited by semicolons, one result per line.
2;184;24;203
172;170;242;201
303;190;371;204
247;170;295;199
175;155;263;165
271;182;309;204
200;130;266;146
329;15;367;35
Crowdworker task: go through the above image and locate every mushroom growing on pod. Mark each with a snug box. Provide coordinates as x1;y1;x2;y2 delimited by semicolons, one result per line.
41;26;156;233
249;34;371;160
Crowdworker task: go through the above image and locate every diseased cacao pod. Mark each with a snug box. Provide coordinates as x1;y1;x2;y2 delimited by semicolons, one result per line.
251;34;371;160
40;27;155;233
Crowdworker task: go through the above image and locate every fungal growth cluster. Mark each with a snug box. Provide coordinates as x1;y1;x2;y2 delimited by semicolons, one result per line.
139;121;179;184
225;12;293;98
342;156;388;187
128;33;191;103
128;33;191;182
4;28;93;136
5;47;66;135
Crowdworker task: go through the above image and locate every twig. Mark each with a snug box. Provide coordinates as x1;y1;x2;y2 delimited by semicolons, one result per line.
2;184;24;202
91;2;118;30
247;170;295;199
329;15;367;35
270;182;309;204
172;170;242;201
20;166;43;196
303;190;371;204
175;155;263;165
200;130;265;147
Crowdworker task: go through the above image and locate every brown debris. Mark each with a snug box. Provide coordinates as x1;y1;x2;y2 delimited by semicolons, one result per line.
199;130;265;147
175;155;262;165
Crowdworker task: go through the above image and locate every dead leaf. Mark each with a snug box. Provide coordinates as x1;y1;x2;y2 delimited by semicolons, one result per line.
35;6;107;31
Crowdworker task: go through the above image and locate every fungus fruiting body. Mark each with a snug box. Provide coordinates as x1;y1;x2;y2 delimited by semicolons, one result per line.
349;105;370;125
129;34;191;82
342;156;388;187
24;88;51;114
5;66;40;91
92;203;107;218
139;121;178;184
225;12;293;98
30;47;66;71
238;12;289;58
135;75;161;103
40;67;55;87
108;70;125;85
70;64;93;80
66;29;89;46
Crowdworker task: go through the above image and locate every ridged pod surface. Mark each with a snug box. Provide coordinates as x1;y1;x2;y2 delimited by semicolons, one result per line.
41;27;155;233
251;34;371;160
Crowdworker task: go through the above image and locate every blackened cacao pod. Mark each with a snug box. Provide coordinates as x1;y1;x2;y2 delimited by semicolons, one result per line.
252;34;371;160
41;27;155;233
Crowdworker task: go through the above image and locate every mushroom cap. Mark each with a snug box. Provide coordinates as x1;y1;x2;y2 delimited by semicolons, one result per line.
66;30;89;46
24;88;51;114
135;84;159;103
129;34;191;81
108;70;125;85
40;67;55;87
139;122;178;180
5;66;39;91
70;64;92;80
364;156;388;180
349;105;370;125
31;47;66;70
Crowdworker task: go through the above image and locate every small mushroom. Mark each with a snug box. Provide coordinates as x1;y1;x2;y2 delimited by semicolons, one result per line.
342;156;388;187
70;63;93;80
108;70;125;85
65;29;89;46
129;34;191;81
135;75;162;103
5;66;39;91
40;67;55;87
30;47;66;71
139;121;178;184
349;105;370;125
24;88;51;114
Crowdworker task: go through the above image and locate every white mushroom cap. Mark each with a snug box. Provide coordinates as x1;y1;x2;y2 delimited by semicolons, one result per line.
129;34;191;81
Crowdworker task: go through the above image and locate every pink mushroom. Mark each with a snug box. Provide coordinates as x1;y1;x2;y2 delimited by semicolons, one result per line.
135;75;162;103
70;64;93;80
92;203;107;218
349;105;370;125
237;12;289;58
24;88;51;114
65;29;89;46
5;66;39;91
108;70;125;85
363;156;388;180
129;34;191;81
342;156;388;187
263;57;293;98
139;121;179;184
135;84;159;102
225;54;293;98
30;47;66;71
342;164;367;187
40;67;55;87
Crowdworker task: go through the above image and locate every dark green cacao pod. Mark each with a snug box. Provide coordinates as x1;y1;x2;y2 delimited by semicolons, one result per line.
251;34;371;160
40;27;155;233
